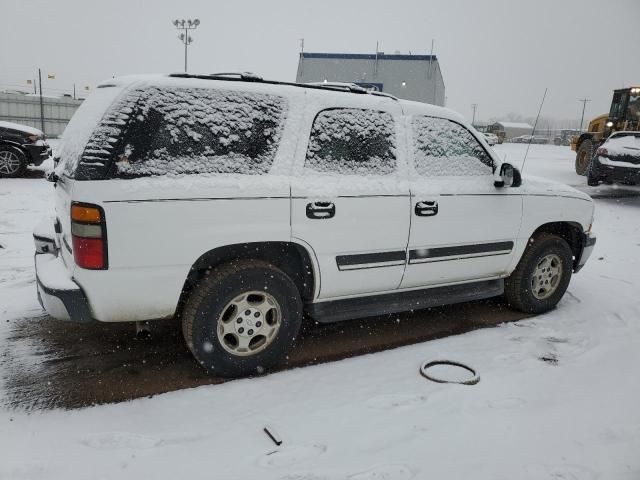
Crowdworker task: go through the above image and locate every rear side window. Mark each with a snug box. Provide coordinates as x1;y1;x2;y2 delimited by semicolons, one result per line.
412;116;492;176
305;108;396;175
75;86;287;179
59;85;125;178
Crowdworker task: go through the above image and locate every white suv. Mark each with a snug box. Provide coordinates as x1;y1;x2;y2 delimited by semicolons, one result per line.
34;73;596;377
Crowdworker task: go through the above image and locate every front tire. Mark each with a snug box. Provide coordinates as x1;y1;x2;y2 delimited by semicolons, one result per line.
575;139;593;176
0;147;27;178
181;260;302;377
504;233;573;314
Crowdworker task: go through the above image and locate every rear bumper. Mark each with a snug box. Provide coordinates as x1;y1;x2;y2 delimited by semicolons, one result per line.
574;232;596;273
35;253;94;323
33;223;95;323
590;157;640;184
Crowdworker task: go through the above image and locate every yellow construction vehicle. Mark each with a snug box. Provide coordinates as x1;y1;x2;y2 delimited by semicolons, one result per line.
572;87;640;175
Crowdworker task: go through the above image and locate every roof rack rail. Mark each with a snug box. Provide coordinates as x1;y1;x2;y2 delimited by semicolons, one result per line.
169;72;263;82
209;72;264;81
166;73;398;100
304;82;398;100
306;82;368;93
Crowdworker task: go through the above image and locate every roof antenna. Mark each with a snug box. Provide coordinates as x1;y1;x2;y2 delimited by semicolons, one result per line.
521;87;548;174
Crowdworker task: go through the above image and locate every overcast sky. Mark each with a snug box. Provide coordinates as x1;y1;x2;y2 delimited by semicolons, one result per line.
2;0;639;125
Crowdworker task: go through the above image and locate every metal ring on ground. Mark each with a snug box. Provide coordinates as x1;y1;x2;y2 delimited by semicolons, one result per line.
419;360;480;385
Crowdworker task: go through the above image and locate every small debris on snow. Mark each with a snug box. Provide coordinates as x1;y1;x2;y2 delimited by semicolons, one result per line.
539;354;559;365
420;360;480;385
263;425;283;446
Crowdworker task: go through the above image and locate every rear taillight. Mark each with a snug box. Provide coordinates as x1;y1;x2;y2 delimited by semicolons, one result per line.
71;202;107;269
596;147;608;157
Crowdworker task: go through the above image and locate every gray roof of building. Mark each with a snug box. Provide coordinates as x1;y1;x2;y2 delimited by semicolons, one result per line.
301;52;438;62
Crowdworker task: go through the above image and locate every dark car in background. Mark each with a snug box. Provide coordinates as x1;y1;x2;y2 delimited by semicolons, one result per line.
588;131;640;186
0;121;51;177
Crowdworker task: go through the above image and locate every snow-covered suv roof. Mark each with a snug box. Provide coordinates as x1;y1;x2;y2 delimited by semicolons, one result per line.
97;73;466;124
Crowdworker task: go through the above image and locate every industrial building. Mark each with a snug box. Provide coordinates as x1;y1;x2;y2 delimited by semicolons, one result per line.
0;92;83;137
296;52;445;106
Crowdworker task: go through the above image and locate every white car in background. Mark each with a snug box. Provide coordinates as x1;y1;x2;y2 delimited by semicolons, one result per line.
483;133;499;146
33;73;597;378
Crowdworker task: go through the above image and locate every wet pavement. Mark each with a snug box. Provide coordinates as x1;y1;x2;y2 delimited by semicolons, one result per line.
2;299;527;410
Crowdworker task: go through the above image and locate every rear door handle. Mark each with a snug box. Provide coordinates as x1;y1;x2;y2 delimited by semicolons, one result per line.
306;202;336;219
415;200;438;216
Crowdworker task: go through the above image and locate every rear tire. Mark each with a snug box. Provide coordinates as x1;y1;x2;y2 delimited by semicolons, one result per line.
504;233;573;314
181;260;302;378
0;146;27;178
575;139;593;176
587;161;601;186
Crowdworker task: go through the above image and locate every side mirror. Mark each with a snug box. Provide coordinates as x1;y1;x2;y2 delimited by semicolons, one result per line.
494;163;522;188
46;170;59;184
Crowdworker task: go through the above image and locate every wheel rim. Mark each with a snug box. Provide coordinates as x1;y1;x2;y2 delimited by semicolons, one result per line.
531;254;563;300
216;290;282;357
0;150;21;174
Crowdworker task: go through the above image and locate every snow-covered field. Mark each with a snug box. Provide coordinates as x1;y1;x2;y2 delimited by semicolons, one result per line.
1;144;640;479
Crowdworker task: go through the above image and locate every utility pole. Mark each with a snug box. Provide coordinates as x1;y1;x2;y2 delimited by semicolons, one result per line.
298;38;305;78
73;83;76;100
38;68;45;135
578;98;591;132
471;103;478;126
172;19;200;73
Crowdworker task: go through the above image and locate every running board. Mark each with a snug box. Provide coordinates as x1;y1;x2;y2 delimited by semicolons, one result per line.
305;279;504;323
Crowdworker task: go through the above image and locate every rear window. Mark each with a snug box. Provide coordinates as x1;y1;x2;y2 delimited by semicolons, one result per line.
73;86;287;179
604;132;640;155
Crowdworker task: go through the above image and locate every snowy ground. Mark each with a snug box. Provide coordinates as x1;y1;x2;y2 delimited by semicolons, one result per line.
1;144;640;479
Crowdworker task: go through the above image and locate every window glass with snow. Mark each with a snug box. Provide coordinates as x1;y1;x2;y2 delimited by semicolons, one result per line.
304;108;396;175
411;116;492;176
76;86;287;179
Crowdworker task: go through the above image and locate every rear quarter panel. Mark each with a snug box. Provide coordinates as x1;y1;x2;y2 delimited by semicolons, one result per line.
67;84;305;322
71;175;292;322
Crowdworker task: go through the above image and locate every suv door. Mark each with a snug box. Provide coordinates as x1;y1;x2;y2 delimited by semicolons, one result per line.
291;95;410;299
401;116;522;289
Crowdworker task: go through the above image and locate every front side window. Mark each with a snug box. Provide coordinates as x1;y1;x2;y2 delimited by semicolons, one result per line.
412;116;492;176
304;108;396;175
76;86;287;179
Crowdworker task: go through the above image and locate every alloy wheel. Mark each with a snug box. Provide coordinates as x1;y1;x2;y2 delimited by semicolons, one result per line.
531;254;563;300
216;291;282;356
0;150;22;175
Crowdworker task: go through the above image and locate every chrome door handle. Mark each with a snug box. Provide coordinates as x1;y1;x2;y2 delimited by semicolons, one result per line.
415;200;438;216
306;202;336;219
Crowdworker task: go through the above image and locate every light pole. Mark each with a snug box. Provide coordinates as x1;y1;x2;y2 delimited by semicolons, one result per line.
471;103;478;126
578;98;591;132
173;18;200;73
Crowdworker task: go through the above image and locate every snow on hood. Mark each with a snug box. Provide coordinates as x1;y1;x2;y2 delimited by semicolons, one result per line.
521;174;592;201
0;120;43;137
